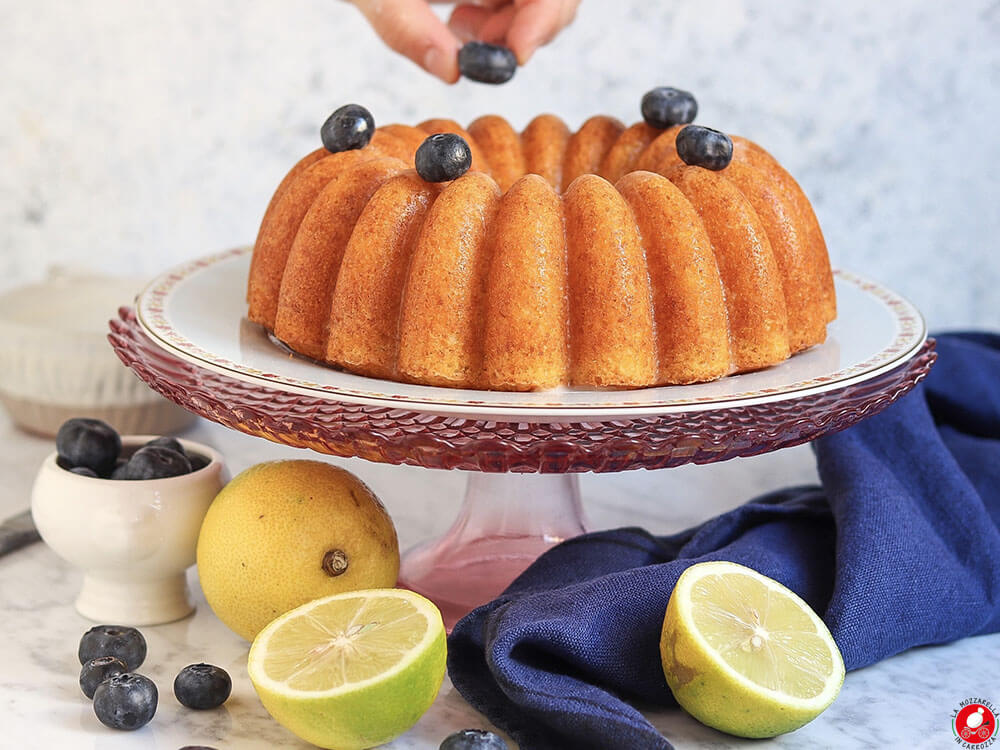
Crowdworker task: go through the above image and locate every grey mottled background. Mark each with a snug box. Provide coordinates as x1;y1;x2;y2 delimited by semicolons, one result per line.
2;0;998;330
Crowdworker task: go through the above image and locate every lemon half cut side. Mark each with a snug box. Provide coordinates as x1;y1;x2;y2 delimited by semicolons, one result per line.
248;588;447;750
660;561;845;738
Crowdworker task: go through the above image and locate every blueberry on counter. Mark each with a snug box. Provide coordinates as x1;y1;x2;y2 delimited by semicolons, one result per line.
321;104;375;153
117;446;192;480
93;673;157;731
641;86;698;129
80;655;128;699
173;663;232;710
440;729;509;750
458;42;517;84
415;134;473;183
78;625;147;671
56;418;121;476
676;125;734;170
144;436;185;455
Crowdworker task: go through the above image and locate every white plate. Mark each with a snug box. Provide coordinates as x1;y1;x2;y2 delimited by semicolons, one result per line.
135;248;926;420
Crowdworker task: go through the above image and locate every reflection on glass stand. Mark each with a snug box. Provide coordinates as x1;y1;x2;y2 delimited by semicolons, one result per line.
399;473;587;629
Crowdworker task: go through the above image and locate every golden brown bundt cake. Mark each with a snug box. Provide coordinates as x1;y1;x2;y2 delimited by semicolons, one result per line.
247;98;836;392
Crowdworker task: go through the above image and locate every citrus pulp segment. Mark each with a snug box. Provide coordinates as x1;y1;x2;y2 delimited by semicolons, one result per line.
660;561;844;738
249;589;446;750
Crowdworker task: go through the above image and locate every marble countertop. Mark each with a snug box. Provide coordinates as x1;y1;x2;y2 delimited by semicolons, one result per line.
1;413;995;749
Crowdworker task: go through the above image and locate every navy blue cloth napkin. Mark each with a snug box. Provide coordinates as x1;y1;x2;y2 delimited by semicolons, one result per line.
448;332;1000;750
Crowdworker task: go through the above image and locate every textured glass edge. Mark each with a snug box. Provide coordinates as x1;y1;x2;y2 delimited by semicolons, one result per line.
134;248;925;414
110;307;936;474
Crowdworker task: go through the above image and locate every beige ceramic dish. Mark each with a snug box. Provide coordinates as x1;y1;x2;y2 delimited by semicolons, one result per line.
31;435;228;625
0;270;196;436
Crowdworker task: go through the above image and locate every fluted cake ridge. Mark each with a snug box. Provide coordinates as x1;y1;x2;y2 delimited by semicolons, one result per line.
247;113;836;391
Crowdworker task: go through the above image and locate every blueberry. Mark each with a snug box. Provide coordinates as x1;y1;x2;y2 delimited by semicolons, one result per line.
111;458;130;480
676;125;734;171
415;134;473;183
188;453;211;472
321;104;374;153
69;466;99;478
641;86;698;129
458;42;517;84
440;729;509;750
80;655;128;699
118;446;192;480
93;673;157;731
56;418;121;476
144;436;185;455
173;663;232;710
78;625;147;670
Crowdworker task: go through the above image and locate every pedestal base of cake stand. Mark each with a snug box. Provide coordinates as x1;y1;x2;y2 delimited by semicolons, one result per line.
398;473;587;631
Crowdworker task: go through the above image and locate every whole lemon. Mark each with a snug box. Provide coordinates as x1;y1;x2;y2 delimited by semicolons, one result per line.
196;460;399;641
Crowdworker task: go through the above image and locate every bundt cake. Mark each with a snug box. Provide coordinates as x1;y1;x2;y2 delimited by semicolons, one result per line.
247;104;836;392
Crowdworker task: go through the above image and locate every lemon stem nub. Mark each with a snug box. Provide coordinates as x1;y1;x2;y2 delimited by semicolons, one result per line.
323;549;349;577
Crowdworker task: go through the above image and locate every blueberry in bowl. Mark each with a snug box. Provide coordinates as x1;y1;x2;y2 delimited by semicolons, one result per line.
31;434;228;625
57;418;122;477
116;445;192;480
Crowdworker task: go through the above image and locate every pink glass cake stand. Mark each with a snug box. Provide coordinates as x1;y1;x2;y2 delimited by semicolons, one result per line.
109;248;935;629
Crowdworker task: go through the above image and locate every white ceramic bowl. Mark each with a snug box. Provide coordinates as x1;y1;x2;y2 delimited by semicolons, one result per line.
0;269;197;436
30;435;228;625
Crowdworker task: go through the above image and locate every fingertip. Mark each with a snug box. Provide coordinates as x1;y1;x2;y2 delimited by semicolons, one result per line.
506;27;542;66
510;39;538;66
424;45;461;84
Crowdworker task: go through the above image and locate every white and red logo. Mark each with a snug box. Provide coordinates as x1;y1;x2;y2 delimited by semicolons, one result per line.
952;699;997;747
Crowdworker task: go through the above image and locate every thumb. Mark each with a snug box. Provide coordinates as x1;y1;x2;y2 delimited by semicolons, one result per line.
352;0;462;82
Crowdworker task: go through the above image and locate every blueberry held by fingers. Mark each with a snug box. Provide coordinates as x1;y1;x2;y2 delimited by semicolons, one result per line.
78;625;147;671
56;418;121;476
93;673;157;731
173;663;232;710
676;126;734;171
641;87;698;129
440;729;509;750
415;134;472;183
117;445;192;480
321;104;375;153
458;42;517;84
80;656;128;699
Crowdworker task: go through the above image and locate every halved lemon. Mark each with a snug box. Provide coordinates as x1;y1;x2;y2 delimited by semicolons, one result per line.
660;561;845;738
248;589;446;750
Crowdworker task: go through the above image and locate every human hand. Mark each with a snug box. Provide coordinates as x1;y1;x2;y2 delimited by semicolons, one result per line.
348;0;581;83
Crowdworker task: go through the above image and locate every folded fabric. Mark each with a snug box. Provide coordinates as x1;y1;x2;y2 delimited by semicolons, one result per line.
448;332;1000;750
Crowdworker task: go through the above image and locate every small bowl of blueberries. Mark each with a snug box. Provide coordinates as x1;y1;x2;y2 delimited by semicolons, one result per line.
31;418;229;626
